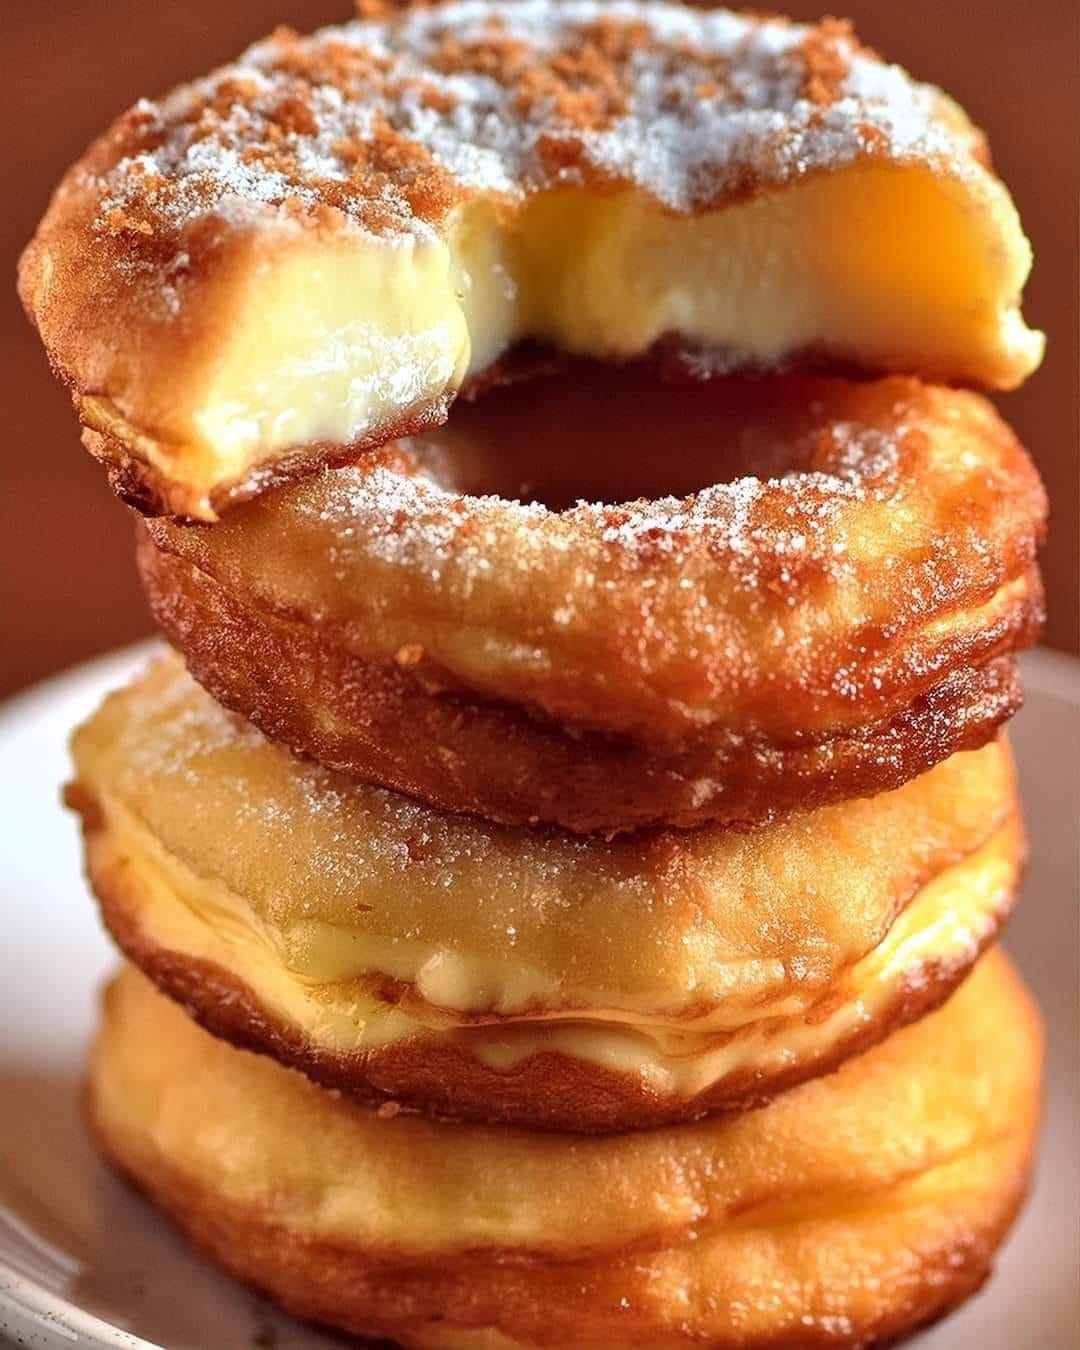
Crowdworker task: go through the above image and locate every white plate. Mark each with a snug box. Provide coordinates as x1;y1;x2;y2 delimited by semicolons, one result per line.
1;645;1077;1350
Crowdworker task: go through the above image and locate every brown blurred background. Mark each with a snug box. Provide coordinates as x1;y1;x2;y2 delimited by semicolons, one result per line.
2;2;1076;699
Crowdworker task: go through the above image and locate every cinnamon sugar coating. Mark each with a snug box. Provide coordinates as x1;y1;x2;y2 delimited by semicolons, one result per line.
34;4;992;241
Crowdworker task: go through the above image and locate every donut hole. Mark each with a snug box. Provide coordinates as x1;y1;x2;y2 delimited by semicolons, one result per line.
406;363;826;511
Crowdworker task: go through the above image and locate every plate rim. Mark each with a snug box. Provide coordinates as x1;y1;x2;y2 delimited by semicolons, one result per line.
0;645;166;1348
0;1274;160;1350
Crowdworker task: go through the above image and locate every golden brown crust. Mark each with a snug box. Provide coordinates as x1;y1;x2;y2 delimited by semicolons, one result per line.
84;810;1021;1131
90;1146;1026;1350
70;656;1024;1025
88;955;1042;1348
141;371;1046;832
143;538;1034;833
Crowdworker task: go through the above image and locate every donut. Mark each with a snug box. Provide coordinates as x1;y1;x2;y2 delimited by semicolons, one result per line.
19;3;1042;519
90;951;1041;1349
69;654;1024;1132
142;367;1046;834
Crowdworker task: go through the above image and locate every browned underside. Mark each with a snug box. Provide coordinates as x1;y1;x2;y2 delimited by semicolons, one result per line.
84;828;1017;1133
139;535;1038;834
87;1087;1035;1350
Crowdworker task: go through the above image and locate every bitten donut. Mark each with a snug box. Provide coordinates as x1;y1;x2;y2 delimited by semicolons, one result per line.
19;2;1041;518
90;952;1041;1349
70;655;1023;1132
143;368;1046;833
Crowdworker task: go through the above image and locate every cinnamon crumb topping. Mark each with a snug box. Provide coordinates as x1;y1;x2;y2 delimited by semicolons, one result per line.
89;2;983;245
429;34;532;83
799;17;853;107
855;120;890;154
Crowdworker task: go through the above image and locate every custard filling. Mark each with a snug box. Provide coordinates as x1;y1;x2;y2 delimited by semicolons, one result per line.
79;162;1041;505
90;799;1017;1097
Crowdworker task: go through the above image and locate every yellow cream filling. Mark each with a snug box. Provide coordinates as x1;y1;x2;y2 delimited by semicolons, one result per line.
95;795;1015;1097
90;161;1040;496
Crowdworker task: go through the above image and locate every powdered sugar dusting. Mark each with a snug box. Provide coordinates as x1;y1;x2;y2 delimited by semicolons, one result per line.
89;655;712;936
92;1;982;242
287;407;905;607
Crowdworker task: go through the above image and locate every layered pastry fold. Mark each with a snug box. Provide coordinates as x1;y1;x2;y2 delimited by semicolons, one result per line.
71;655;1023;1131
90;951;1042;1349
19;4;1041;518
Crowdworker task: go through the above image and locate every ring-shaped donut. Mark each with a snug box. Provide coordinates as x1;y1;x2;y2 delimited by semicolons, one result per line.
143;368;1045;833
70;656;1023;1132
90;952;1041;1349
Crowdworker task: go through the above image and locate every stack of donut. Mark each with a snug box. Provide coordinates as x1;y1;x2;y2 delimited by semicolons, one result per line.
21;4;1047;1346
